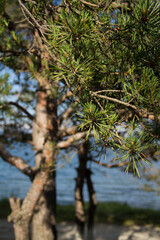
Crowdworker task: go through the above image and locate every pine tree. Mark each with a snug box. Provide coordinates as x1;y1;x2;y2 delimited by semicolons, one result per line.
0;1;93;239
1;0;160;239
44;0;160;176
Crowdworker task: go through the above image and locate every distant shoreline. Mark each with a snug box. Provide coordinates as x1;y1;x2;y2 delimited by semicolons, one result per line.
1;199;160;226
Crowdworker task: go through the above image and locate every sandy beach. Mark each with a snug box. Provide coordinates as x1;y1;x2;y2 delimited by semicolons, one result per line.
1;220;160;240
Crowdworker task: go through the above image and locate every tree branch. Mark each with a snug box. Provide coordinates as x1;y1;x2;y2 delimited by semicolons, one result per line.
90;91;159;119
0;144;33;178
57;131;87;148
18;0;50;43
79;0;99;7
90;159;129;168
90;91;138;110
58;106;74;126
0;101;34;121
57;91;72;105
57;126;79;139
0;101;49;132
8;170;48;223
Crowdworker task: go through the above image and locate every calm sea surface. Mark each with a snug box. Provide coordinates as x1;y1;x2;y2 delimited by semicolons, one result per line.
0;142;160;209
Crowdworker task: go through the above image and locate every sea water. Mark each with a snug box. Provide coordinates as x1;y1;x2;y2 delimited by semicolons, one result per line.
0;142;160;209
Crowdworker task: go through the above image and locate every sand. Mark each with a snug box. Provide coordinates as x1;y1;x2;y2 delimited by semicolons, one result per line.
1;220;160;240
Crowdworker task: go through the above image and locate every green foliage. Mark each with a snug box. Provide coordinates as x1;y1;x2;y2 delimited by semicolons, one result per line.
0;74;12;104
47;0;160;176
0;0;6;14
95;202;160;226
0;0;160;175
49;201;160;226
78;102;117;141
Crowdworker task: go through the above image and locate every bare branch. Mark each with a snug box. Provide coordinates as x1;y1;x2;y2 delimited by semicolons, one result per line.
57;126;79;139
105;0;132;10
79;0;99;7
94;90;125;94
90;159;129;168
90;91;138;110
90;91;159;120
0;101;51;133
57;131;87;148
117;108;160;122
58;106;74;126
0;101;34;121
0;144;33;178
18;0;49;43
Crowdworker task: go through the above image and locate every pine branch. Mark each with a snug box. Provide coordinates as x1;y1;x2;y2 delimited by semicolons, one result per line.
90;91;138;110
90;91;159;120
18;0;50;42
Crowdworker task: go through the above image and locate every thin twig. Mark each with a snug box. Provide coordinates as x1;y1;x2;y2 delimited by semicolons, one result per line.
79;0;99;8
90;159;129;168
0;101;34;120
94;90;124;94
93;96;104;111
18;0;48;43
90;91;153;118
63;75;81;104
135;113;159;139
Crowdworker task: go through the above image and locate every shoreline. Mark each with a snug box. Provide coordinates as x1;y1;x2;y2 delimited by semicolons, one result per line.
1;200;160;226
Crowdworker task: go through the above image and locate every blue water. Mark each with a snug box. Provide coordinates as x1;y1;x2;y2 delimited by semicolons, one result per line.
0;142;160;209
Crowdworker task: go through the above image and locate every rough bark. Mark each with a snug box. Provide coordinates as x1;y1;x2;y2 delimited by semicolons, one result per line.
86;169;97;240
0;144;33;179
32;86;58;240
8;171;48;240
32;172;57;240
9;198;30;240
74;142;88;240
0;85;58;240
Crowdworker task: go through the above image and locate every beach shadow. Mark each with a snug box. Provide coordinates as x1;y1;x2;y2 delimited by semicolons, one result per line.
1;221;160;240
94;224;124;240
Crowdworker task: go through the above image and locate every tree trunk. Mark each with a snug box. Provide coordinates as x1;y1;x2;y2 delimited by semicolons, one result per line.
8;171;48;240
32;172;57;240
13;221;30;240
32;86;58;240
86;169;97;240
74;142;88;240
